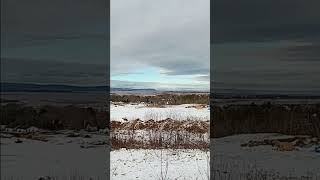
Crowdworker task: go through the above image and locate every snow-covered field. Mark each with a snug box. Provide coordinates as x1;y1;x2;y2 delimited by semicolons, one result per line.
4;101;319;179
1;102;210;179
212;133;320;179
110;102;210;179
111;103;210;122
111;149;209;180
1;131;109;180
2;132;319;179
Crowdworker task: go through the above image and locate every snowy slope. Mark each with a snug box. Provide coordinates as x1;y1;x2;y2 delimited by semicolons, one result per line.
111;103;209;121
111;149;209;180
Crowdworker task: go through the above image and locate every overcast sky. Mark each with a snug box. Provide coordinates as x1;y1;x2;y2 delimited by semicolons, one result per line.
1;0;209;90
212;0;320;93
111;0;210;91
1;0;109;86
4;0;318;93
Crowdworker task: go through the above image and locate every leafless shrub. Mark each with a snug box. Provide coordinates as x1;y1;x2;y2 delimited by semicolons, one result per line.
110;119;209;150
212;103;320;138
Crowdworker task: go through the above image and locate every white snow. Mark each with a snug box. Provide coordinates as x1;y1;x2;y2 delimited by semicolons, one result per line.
212;133;320;178
111;149;209;180
26;126;40;133
110;103;210;179
1;132;109;180
111;103;209;122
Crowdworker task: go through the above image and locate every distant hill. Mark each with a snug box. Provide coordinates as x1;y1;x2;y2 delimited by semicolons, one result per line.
111;88;156;92
111;88;209;95
213;88;320;99
2;83;318;98
1;83;108;92
0;83;158;93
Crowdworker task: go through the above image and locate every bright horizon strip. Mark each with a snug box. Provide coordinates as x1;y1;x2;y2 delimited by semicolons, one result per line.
111;0;209;91
111;67;209;91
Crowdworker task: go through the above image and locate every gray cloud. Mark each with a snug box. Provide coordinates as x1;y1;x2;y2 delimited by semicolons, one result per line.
1;0;109;85
211;0;320;92
1;0;108;35
211;0;320;43
282;40;320;62
212;41;320;91
1;1;108;51
194;75;210;82
1;58;107;86
111;0;210;79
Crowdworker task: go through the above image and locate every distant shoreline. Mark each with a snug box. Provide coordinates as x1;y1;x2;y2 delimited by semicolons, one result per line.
1;82;210;94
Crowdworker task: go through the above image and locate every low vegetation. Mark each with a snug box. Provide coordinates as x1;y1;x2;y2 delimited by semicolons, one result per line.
0;103;109;130
111;119;209;150
212;103;320;138
111;93;209;105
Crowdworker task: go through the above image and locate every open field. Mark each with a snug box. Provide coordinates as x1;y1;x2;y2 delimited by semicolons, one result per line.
211;99;320;180
211;133;320;180
1;92;210;179
111;103;209;122
111;149;209;180
1;92;109;179
110;102;210;150
1;128;109;180
110;97;210;179
3;92;320;179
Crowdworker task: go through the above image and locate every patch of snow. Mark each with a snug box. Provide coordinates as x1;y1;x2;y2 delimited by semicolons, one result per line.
111;149;209;180
111;103;209;122
26;126;40;133
1;132;108;179
212;133;320;177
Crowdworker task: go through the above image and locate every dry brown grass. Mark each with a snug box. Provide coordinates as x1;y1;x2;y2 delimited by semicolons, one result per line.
111;136;209;150
111;119;209;133
110;119;209;150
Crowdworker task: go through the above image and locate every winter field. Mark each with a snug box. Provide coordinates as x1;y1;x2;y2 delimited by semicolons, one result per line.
212;133;320;180
0;101;210;180
110;102;210;179
111;149;209;180
110;103;209;122
1;129;109;180
110;101;320;179
2;94;319;179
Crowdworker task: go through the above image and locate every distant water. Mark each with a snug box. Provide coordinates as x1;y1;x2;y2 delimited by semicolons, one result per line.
111;90;209;95
111;90;157;95
1;92;107;106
